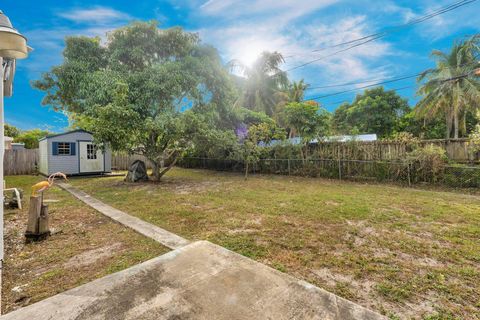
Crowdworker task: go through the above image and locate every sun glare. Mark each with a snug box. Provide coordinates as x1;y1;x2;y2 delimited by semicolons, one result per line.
234;41;267;68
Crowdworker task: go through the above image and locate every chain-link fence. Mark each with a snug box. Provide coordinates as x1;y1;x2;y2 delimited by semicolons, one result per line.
179;157;480;188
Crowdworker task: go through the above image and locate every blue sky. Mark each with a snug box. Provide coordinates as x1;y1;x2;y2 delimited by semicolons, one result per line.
2;0;480;132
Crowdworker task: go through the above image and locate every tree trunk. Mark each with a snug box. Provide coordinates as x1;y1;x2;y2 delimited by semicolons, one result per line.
453;111;459;139
244;161;249;180
460;112;466;137
157;154;179;180
151;161;160;181
445;112;452;139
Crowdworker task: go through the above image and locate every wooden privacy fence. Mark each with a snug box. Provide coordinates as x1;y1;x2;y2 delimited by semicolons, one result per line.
111;153;153;170
4;149;39;175
307;139;479;162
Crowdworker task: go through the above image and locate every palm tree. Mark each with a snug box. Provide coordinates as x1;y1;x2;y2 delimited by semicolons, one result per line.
274;79;309;137
275;79;308;106
416;35;480;139
229;51;288;116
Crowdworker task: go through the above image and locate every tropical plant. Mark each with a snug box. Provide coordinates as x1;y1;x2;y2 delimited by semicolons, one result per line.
416;35;480;139
274;79;309;135
230;51;288;116
407;144;448;183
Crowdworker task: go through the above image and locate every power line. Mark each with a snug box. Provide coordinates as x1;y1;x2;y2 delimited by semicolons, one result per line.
303;59;480;94
284;0;477;71
285;0;476;59
305;75;418;99
305;69;477;102
321;85;416;106
306;73;419;91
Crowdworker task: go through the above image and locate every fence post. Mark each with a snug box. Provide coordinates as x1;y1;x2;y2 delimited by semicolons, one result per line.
288;159;291;175
338;159;342;180
407;162;411;187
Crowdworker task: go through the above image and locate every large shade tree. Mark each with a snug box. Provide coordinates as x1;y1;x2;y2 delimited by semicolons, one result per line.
416;35;480;139
230;51;288;116
33;22;236;181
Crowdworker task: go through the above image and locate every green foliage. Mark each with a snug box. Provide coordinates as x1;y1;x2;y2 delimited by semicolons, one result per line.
248;122;286;145
5;124;20;138
184;105;239;159
388;132;419;143
237;119;286;179
14;129;49;149
33;21;237;181
407;144;448;182
332;86;410;138
395;111;447;139
468;111;480;153
285;101;331;142
235;107;273;126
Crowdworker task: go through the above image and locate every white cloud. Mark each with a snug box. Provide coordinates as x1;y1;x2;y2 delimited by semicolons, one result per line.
58;6;131;24
194;3;392;86
20;6;132;77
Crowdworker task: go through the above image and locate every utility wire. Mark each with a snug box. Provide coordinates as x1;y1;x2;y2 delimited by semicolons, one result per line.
303;60;480;93
285;0;476;59
321;85;416;106
284;0;477;71
305;69;477;102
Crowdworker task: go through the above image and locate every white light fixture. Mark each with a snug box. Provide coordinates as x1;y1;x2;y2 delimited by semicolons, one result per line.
0;10;30;59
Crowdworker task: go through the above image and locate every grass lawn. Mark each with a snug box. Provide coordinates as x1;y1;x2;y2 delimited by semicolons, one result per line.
70;168;480;320
2;175;168;314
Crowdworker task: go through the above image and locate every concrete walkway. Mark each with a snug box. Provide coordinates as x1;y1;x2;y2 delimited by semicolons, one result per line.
58;183;189;249
1;241;385;320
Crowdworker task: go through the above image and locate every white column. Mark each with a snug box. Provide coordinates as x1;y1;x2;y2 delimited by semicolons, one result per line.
0;56;4;313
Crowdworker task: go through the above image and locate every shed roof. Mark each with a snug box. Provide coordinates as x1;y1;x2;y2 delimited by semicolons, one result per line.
39;129;92;141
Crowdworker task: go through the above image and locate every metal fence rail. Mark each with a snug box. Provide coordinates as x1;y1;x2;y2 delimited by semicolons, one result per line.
178;157;480;188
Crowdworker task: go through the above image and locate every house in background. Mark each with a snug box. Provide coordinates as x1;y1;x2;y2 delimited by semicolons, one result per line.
38;129;111;176
11;142;25;150
4;136;13;149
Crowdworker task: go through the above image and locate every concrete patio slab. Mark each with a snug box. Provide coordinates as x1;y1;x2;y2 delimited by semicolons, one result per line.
1;241;385;320
58;183;189;249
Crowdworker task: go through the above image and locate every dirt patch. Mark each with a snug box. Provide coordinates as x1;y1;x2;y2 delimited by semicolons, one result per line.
2;176;168;314
64;243;124;268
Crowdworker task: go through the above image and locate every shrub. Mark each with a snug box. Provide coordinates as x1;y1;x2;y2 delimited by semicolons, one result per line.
406;144;448;182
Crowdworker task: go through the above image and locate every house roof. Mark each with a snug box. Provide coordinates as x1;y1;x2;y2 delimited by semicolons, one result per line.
38;129;92;141
4;136;14;142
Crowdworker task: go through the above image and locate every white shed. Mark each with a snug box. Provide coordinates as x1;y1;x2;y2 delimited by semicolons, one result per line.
38;129;112;176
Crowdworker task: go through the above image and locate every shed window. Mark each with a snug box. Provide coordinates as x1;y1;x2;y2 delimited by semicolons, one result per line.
87;144;97;159
57;142;71;155
52;142;76;156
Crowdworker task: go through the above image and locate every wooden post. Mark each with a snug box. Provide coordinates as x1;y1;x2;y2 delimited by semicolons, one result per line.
38;204;49;235
26;196;42;235
25;196;50;242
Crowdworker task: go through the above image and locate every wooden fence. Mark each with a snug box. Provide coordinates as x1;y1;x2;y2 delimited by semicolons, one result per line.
4;149;39;175
111;153;153;170
307;139;479;162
